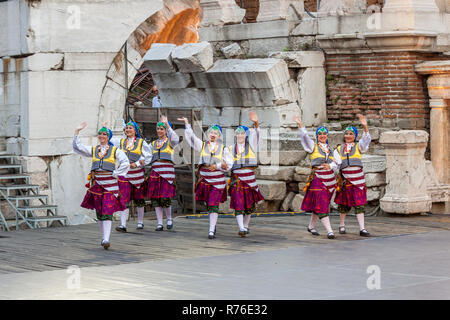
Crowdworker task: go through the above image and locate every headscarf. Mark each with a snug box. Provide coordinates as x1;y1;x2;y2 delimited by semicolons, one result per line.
315;126;329;145
156;121;173;130
344;126;358;142
126;120;141;138
98;127;114;146
206;124;223;141
235;125;250;137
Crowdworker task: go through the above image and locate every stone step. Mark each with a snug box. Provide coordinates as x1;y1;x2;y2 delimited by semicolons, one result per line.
255;179;286;200
0;184;40;191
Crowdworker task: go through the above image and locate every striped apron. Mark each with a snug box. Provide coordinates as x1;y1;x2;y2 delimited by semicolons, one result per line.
94;171;120;197
341;166;366;190
151;161;175;184
199;167;227;190
315;168;337;193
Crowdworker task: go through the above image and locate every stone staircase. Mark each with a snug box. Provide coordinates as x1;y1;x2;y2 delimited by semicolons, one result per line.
0;155;68;231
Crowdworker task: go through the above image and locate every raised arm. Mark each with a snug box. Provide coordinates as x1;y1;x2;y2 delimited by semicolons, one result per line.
248;111;260;151
357;114;371;153
73;122;93;157
178;117;203;152
293;115;315;153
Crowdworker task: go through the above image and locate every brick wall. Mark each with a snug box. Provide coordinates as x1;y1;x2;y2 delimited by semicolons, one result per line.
325;52;447;130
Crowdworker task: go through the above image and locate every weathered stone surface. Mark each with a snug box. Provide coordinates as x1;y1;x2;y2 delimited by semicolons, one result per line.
257;180;287;200
26;53;64;71
143;43;176;74
298;67;327;126
281;191;296;211
18;156;48;173
257;0;304;22
158;88;208;107
256;103;301;128
192;58;290;89
255;166;296;181
289;193;304;211
268;51;325;68
221;43;244;59
172;41;214;73
204;82;297;107
361;155;386;173
202;107;240;127
367;188;381;202
255;200;282;212
199;0;245;27
64;52;118;70
152;72;193;89
294;174;308;183
295;166;311;175
291;18;318;36
248;37;289;58
380;130;432;214
297;182;307;195
365;172;386;187
259;150;306;166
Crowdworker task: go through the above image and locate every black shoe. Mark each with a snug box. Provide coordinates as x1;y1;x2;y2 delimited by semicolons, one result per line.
238;230;246;237
208;232;215;239
327;232;335;239
115;226;127;233
339;226;346;234
244;228;249;235
136;223;144;230
167;219;173;230
101;240;110;250
360;229;370;237
307;227;320;236
155;224;163;231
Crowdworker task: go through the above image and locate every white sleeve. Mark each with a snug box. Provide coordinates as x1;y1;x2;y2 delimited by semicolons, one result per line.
184;124;203;152
333;149;342;166
358;131;371;153
110;136;122;148
141;140;153;166
330;161;338;172
73;135;93;158
298;127;315;153
249;127;259;151
217;146;233;172
113;148;130;178
167;127;180;147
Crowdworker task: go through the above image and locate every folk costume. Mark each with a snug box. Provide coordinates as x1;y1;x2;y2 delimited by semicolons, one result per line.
111;121;151;232
333;126;371;236
146;121;180;231
73;126;130;249
228;125;264;236
298;126;337;239
184;123;233;239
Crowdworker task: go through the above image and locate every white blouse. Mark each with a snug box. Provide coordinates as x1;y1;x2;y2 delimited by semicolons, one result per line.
73;135;130;178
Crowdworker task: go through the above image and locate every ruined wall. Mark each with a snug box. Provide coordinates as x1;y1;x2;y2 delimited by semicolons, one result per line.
325;52;448;130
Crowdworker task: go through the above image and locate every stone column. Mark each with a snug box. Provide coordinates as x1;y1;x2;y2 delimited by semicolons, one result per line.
379;130;432;214
383;0;440;12
415;61;450;184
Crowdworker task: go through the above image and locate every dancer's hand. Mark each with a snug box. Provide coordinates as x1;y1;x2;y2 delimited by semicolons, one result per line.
177;117;189;125
160;115;169;127
130;163;137;169
319;163;331;170
139;159;145;167
293;115;303;128
75;122;87;135
209;164;217;171
249;111;259;128
221;160;228;171
357;114;368;132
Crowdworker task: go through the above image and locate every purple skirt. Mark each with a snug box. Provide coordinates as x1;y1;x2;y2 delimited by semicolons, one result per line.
195;179;227;207
81;183;126;216
301;177;334;214
230;180;264;211
335;183;367;207
118;176;145;204
145;170;176;199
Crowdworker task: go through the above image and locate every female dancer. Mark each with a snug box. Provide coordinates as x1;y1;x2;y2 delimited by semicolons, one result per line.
178;117;233;239
110;120;151;232
228;111;264;237
333;114;371;237
73;122;130;249
294;115;337;239
146;116;180;231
